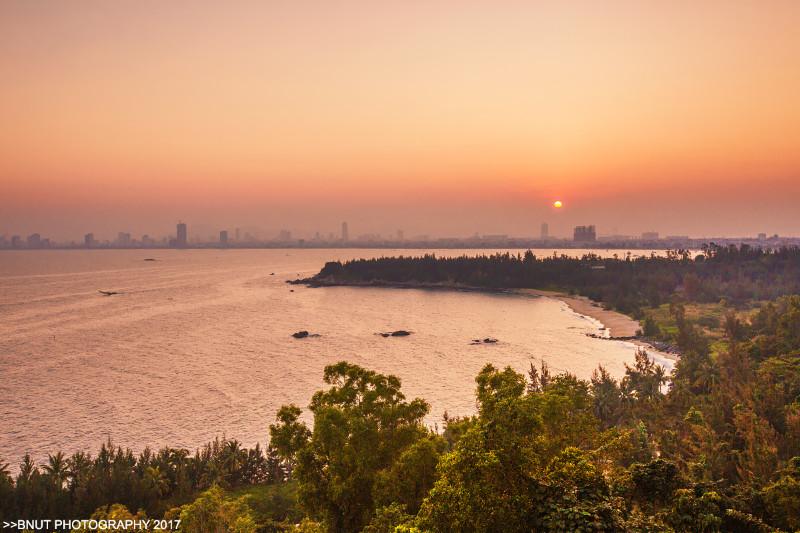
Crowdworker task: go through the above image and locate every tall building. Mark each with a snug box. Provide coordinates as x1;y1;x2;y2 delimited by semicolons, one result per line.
573;225;596;242
397;229;404;241
117;232;131;246
641;231;659;240
11;235;22;248
27;233;42;248
219;230;228;246
84;233;95;248
540;222;549;240
341;221;349;242
176;222;187;247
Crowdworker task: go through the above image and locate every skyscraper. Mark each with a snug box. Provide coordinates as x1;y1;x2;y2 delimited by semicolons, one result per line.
540;222;549;240
84;233;95;248
176;222;187;247
573;225;597;242
341;222;349;242
26;233;42;248
219;230;228;246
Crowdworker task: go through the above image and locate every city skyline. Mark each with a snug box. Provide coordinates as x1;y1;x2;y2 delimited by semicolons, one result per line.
2;217;795;250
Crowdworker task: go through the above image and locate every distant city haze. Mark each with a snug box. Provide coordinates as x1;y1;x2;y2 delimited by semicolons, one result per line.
2;1;799;240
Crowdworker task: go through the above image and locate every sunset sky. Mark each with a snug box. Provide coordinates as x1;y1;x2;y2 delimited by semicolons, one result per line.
1;1;799;240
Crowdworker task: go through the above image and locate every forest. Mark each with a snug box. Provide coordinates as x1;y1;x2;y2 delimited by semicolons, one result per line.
3;245;800;532
304;244;800;316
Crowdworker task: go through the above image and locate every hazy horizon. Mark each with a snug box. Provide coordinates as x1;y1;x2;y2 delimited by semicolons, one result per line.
2;1;799;240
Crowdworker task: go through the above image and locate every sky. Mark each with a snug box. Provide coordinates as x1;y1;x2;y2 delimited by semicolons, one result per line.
1;0;799;241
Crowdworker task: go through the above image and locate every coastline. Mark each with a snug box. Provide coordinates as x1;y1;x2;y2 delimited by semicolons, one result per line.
514;289;639;338
515;289;679;363
297;277;679;361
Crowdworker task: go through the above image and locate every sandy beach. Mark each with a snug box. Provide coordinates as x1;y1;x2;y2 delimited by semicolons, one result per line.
516;288;641;338
517;288;679;363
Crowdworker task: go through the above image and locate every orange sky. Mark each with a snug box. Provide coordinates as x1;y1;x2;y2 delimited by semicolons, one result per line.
1;1;799;240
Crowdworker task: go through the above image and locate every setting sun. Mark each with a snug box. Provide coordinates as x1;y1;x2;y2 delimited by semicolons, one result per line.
553;200;563;208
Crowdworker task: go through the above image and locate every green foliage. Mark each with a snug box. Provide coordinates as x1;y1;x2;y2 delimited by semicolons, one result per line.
269;362;430;533
177;485;257;533
761;457;800;531
70;504;152;533
665;488;724;532
642;315;662;338
629;459;680;510
362;503;415;533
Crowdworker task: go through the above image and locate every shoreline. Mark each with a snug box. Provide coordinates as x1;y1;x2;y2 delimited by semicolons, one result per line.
296;278;679;361
514;289;639;338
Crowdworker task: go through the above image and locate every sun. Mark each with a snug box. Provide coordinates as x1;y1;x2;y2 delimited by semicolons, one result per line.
553;200;563;208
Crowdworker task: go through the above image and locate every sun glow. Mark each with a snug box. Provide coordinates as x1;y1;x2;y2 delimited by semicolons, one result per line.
553;200;563;208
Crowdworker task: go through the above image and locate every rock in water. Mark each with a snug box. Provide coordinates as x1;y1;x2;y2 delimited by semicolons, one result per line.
292;331;310;339
391;330;411;337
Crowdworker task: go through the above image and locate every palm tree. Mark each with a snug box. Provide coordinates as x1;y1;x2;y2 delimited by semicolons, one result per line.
43;452;68;489
221;440;245;484
18;454;36;484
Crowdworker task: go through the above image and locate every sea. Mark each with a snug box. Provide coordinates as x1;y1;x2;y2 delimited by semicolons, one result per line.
0;248;674;466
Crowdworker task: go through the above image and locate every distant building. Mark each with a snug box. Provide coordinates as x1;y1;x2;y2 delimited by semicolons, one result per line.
11;235;22;248
117;232;131;247
278;229;292;241
27;233;42;248
84;233;95;248
397;229;404;241
176;222;187;247
219;230;228;246
758;233;767;241
540;222;549;240
641;231;659;240
573;225;596;242
341;222;349;242
235;228;241;241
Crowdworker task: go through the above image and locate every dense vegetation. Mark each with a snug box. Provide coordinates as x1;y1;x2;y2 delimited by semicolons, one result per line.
307;244;800;316
3;245;800;532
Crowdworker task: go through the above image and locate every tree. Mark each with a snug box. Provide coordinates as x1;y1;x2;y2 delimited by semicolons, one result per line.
591;366;622;428
622;349;667;404
177;485;257;533
761;456;800;531
270;362;429;533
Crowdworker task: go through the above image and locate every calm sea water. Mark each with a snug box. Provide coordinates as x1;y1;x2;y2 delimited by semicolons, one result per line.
0;249;672;465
